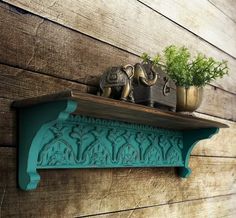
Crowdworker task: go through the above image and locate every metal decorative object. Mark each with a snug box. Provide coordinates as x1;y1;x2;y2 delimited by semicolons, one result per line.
100;63;158;102
134;64;176;111
176;86;203;112
15;99;219;191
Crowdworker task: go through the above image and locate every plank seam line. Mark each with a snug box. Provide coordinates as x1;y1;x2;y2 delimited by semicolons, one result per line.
191;154;236;159
207;0;236;25
0;62;96;88
206;83;236;96
195;111;235;122
136;0;236;60
75;193;236;217
0;96;12;101
1;1;141;59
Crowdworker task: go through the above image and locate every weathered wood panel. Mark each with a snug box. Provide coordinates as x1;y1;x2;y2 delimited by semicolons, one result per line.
140;0;236;58
2;0;236;94
0;2;139;86
1;147;236;217
209;0;236;23
0;64;92;100
95;194;236;218
197;84;236;121
0;98;15;147
0;63;92;146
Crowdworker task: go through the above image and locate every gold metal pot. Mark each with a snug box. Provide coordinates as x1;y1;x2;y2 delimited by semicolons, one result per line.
176;86;203;112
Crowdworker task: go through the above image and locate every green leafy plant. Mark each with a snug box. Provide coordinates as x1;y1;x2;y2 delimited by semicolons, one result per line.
141;52;151;63
141;45;229;87
141;52;161;66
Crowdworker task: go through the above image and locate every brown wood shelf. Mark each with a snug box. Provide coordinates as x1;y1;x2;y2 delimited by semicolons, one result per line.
13;90;228;130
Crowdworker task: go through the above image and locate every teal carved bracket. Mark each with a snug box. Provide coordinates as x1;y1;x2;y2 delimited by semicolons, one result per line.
14;91;227;191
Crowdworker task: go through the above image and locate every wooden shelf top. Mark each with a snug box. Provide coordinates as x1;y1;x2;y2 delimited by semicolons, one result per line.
13;90;228;130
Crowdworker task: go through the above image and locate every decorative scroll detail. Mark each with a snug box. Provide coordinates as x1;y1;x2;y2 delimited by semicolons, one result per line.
37;115;184;167
166;146;182;164
144;144;163;164
82;126;112;165
38;124;77;166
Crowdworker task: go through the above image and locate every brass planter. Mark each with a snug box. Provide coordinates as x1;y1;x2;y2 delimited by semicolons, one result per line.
176;86;203;112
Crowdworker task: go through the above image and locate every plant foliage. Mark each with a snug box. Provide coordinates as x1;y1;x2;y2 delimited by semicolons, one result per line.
141;45;228;87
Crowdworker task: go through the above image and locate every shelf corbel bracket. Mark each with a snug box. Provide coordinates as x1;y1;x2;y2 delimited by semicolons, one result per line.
17;100;77;191
177;127;219;178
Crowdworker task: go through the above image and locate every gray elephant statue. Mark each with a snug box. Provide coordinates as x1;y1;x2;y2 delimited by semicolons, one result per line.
99;63;158;102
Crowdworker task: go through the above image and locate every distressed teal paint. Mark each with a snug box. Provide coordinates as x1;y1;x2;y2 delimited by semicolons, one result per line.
17;100;218;191
177;128;219;177
18;100;77;190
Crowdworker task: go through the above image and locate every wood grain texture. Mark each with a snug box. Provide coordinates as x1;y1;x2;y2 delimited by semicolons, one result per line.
140;0;236;58
0;2;139;86
2;0;236;94
12;90;228;130
209;0;236;23
94;194;236;218
0;64;92;100
0;98;15;147
0;63;92;146
197;85;236;121
1;147;236;217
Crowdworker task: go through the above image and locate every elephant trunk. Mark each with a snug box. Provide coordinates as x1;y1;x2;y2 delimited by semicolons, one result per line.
140;74;157;86
134;63;158;87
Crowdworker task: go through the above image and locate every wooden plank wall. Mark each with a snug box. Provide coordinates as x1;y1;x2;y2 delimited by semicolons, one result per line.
0;1;235;217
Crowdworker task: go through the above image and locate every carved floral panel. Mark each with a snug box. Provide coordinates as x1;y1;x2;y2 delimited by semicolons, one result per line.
37;115;184;168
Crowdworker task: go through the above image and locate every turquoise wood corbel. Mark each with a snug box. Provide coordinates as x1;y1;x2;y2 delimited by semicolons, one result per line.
177;128;219;177
14;91;226;191
18;100;77;190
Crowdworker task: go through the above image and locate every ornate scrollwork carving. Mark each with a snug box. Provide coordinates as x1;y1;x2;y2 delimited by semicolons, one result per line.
37;124;77;166
37;116;183;168
117;143;139;165
166;146;182;164
144;144;163;164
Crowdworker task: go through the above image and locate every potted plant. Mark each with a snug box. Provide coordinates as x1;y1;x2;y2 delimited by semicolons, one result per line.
142;45;229;112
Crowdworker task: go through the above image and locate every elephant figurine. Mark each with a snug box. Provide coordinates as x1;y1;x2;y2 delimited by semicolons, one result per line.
99;63;158;102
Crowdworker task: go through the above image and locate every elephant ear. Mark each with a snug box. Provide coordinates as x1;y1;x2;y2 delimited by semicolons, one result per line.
123;64;134;79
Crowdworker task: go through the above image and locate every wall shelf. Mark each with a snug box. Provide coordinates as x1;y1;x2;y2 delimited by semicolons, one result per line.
13;90;228;191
